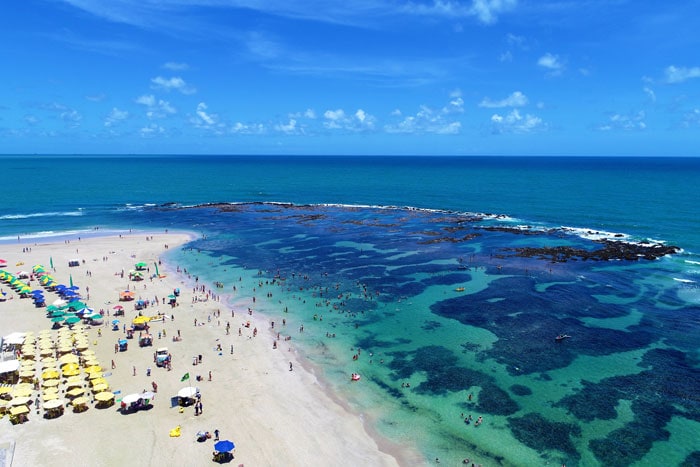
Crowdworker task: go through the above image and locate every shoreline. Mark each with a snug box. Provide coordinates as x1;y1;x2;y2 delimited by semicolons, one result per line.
0;231;407;466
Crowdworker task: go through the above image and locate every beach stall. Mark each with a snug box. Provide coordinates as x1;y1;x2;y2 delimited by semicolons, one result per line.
9;404;29;424
0;359;21;385
43;398;64;419
120;392;155;413
177;386;199;406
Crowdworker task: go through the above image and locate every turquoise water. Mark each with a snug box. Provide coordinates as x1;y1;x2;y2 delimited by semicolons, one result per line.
1;155;699;466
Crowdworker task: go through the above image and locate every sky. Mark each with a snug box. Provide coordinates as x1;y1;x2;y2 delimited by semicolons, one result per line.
1;0;700;156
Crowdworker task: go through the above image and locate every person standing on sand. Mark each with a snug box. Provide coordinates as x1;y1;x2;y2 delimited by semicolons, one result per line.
289;362;293;371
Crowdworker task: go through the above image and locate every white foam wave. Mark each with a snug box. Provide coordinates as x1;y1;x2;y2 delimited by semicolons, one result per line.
673;278;696;283
0;210;83;220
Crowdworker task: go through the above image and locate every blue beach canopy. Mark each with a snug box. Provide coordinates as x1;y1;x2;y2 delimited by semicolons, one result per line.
214;440;235;452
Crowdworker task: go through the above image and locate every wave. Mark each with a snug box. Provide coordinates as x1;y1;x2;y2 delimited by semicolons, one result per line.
0;210;84;220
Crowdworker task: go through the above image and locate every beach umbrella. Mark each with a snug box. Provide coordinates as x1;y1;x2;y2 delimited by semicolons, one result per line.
42;379;60;388
85;365;102;374
94;391;114;402
66;387;85;398
132;316;150;325
71;396;88;407
9;405;29;416
121;393;141;405
140;391;156;401
112;319;120;325
0;386;13;395
59;354;79;364
135;262;147;270
113;305;124;311
64;316;81;325
177;387;199;399
61;362;80;372
44;399;63;410
42;369;59;380
10;396;31;406
92;383;109;393
88;372;103;380
214;440;235;453
89;377;106;387
43;392;59;401
43;387;59;396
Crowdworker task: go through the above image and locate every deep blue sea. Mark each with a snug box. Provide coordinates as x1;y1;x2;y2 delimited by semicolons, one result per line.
2;155;699;466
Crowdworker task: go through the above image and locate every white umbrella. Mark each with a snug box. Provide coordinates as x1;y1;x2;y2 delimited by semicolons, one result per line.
177;387;199;399
121;393;141;405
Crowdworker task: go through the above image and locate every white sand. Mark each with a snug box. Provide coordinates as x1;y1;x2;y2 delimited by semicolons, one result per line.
0;233;405;466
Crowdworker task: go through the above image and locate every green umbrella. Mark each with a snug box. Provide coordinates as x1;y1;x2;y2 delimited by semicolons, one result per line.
135;262;147;270
68;301;87;310
46;305;59;312
88;313;103;320
51;317;65;323
64;316;81;325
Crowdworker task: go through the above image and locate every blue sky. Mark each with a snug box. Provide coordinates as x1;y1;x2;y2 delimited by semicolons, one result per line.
2;1;699;156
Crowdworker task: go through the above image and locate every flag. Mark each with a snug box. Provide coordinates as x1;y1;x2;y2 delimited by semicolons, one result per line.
69;274;74;288
181;372;190;382
154;262;159;277
50;257;54;269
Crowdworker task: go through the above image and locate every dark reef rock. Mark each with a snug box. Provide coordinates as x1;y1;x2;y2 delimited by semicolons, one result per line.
502;240;679;262
508;413;582;458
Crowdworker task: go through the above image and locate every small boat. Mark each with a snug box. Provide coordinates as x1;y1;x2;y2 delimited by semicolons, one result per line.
455;287;465;292
351;373;361;381
555;334;571;342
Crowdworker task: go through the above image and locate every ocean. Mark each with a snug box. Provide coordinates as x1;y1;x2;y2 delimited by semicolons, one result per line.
2;155;699;466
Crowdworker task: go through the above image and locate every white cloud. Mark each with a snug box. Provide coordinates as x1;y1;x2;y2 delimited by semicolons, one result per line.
104;107;128;127
490;109;544;134
163;62;189;71
289;109;317;119
231;122;265;134
274;119;301;134
60;109;82;127
680;109;700;128
85;93;106;102
538;53;564;75
470;0;517;25
479;91;528;108
596;111;646;131
643;86;656;102
24;115;39;125
195;102;216;125
665;65;700;84
140;123;165;138
385;98;462;135
136;94;177;119
151;76;196;94
321;108;376;132
136;94;156;107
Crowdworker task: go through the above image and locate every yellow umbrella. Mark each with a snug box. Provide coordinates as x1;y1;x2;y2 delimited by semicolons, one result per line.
63;368;81;377
66;387;85;398
43;387;59;395
59;354;80;364
0;386;13;395
92;383;109;393
41;369;60;380
82;359;99;367
10;405;29;416
94;391;114;402
14;382;33;391
61;362;80;372
19;370;35;379
11;388;32;398
10;396;31;406
39;349;54;357
132;315;150;325
81;349;95;356
89;377;106;386
88;372;103;380
74;342;89;350
42;379;60;388
85;365;102;374
43;392;59;401
71;396;88;406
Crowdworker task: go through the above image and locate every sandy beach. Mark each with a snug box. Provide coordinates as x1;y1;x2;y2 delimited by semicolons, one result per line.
0;232;403;467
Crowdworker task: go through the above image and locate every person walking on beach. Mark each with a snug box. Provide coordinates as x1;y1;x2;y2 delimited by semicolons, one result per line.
289;361;293;371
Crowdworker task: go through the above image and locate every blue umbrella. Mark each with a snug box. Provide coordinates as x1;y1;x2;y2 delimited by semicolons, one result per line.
214;440;235;452
112;319;120;325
